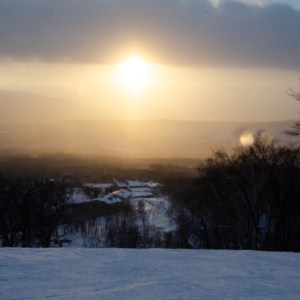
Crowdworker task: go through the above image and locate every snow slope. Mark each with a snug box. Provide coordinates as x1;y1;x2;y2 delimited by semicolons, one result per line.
1;248;299;299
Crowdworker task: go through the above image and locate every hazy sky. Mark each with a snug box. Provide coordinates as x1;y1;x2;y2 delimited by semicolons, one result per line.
1;0;300;122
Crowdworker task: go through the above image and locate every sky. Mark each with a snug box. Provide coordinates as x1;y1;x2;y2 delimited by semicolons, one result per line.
1;0;300;122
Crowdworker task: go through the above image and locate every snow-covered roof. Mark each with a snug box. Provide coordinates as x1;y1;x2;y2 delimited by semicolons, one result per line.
146;181;162;188
110;189;132;199
131;191;153;198
130;187;152;193
77;193;126;205
84;183;113;189
128;180;147;187
93;196;122;205
113;178;128;187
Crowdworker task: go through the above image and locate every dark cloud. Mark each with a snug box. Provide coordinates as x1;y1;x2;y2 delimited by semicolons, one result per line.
0;0;300;69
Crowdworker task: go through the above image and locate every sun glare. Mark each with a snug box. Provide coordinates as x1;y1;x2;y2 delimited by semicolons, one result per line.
117;55;151;93
240;132;254;146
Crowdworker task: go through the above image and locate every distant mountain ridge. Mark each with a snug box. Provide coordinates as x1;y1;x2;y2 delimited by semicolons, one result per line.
0;91;298;158
0;119;297;159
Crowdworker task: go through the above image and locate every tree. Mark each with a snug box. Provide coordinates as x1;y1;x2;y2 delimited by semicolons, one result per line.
284;86;300;136
137;200;146;227
166;131;300;251
0;177;71;247
104;204;140;248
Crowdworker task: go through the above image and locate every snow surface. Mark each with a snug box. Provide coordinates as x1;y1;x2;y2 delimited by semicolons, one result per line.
70;188;129;205
84;183;113;189
130;187;152;193
70;188;90;204
110;189;132;199
128;180;147;187
146;181;162;189
1;248;300;299
92;196;122;205
131;191;153;198
130;197;170;228
113;179;127;188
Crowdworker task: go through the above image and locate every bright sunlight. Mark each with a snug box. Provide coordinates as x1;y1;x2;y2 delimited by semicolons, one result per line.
116;55;152;93
240;132;254;146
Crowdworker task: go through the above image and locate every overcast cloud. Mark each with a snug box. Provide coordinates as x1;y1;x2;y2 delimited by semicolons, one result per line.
0;0;299;69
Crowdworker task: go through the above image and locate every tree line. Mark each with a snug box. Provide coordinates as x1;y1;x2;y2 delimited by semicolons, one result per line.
0;178;71;247
164;131;300;251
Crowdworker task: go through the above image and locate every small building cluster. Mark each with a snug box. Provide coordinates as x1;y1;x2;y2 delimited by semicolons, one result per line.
77;179;162;205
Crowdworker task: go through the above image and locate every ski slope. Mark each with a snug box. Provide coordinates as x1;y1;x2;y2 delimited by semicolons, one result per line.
1;248;299;299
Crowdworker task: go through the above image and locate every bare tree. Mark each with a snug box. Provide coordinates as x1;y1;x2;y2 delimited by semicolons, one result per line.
137;200;146;227
0;178;71;247
284;86;300;136
166;131;300;251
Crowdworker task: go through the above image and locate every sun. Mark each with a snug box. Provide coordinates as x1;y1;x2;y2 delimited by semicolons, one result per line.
240;132;254;146
117;55;151;93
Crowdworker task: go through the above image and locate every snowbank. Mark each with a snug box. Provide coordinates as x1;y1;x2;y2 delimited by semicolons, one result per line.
1;248;299;299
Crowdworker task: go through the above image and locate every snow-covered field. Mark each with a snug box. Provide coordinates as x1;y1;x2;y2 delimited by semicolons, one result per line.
1;248;299;299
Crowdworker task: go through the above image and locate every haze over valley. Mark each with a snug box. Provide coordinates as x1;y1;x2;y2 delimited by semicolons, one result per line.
0;91;298;160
